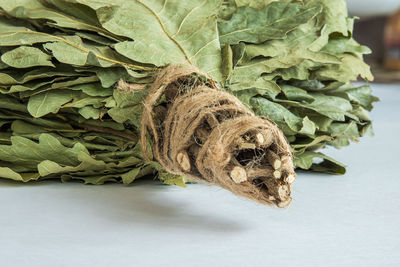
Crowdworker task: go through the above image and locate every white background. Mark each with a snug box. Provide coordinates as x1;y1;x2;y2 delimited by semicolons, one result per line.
0;83;399;267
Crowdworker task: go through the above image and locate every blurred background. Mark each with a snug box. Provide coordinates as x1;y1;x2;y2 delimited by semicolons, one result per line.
347;0;400;82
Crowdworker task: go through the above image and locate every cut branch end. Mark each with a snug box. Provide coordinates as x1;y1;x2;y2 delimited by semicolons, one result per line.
177;151;191;172
230;166;247;184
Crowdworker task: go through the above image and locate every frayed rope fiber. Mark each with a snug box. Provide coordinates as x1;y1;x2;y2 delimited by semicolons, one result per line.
138;64;296;207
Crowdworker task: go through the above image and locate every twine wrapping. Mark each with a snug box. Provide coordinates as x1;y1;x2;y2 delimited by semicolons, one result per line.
139;65;296;207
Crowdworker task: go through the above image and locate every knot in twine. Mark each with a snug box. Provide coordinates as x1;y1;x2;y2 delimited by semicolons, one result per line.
140;65;296;207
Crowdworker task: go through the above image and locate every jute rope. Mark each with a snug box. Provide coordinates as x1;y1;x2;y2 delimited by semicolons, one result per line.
137;64;296;207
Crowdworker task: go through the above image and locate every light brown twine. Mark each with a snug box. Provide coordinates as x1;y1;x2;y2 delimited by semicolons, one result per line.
139;64;296;207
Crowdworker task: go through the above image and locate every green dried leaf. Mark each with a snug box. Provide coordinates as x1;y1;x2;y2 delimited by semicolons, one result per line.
221;44;233;82
0;29;57;46
96;0;223;81
20;76;98;97
108;105;142;127
0;94;27;112
44;35;116;67
292;135;332;151
328;121;360;148
121;168;141;185
299;116;316;135
78;106;101;119
0;66;82;85
11;120;45;134
327;85;379;111
309;94;353;120
0;167;40;182
314;54;373;82
306;0;350;51
94;68;129;88
62;95;104;109
294;151;346;174
321;37;371;56
37;151;105;177
4;1;117;40
27;90;73;118
243;22;320;59
0;133;86;169
251;97;302;132
218;2;322;45
1;46;54;68
158;171;186;188
281;85;315;102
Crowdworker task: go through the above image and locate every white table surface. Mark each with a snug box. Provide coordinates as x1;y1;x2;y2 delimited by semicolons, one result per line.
1;83;399;267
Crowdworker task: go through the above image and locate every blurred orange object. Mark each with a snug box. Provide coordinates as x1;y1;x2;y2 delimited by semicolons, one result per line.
384;8;400;70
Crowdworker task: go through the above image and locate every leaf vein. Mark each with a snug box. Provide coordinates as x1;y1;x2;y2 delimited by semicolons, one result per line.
136;0;191;64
